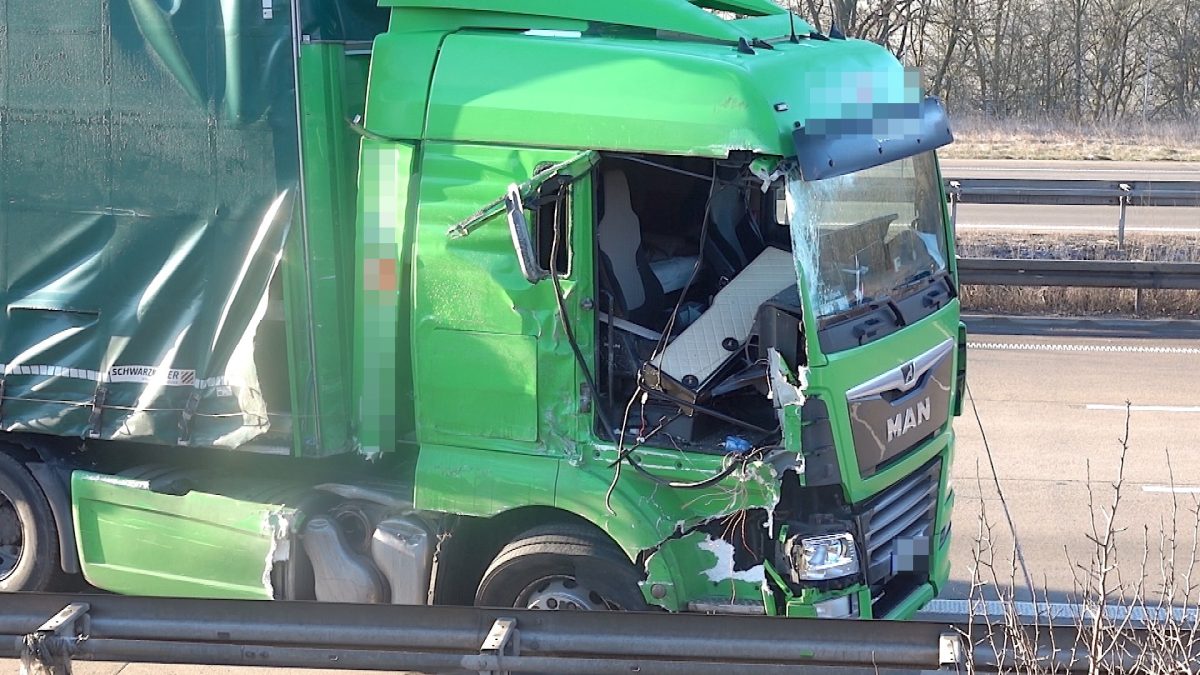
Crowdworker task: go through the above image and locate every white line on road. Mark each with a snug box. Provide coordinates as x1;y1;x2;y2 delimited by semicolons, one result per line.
1143;485;1200;494
957;224;1200;233
921;598;1197;623
969;341;1200;354
1087;404;1200;412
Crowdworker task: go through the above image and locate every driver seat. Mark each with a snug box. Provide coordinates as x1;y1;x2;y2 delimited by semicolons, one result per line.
597;170;667;326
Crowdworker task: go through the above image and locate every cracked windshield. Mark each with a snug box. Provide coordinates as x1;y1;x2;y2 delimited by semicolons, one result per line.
785;151;947;319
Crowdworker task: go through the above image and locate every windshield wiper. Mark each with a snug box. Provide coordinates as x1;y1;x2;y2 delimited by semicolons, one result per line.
882;297;907;328
893;268;956;301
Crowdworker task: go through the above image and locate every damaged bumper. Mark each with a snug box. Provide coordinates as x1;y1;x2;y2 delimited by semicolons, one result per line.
638;429;953;620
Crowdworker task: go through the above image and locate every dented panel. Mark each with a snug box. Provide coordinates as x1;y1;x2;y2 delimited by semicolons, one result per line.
72;470;296;599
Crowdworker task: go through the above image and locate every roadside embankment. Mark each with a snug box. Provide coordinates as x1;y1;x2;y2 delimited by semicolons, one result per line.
958;232;1200;318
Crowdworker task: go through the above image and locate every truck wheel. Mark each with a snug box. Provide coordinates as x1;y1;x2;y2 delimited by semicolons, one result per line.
475;525;648;611
0;452;59;592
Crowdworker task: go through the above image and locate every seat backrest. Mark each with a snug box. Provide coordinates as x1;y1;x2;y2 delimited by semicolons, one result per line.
705;184;765;279
597;170;663;322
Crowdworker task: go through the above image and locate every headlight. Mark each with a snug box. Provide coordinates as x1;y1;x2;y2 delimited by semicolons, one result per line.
790;532;860;581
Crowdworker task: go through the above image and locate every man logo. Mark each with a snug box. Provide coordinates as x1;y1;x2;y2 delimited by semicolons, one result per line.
901;361;917;386
887;397;931;442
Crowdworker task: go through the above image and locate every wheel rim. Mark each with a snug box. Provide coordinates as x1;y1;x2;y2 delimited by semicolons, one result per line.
519;576;621;611
0;488;22;580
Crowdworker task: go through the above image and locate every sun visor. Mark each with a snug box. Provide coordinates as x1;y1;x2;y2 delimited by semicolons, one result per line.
791;97;953;182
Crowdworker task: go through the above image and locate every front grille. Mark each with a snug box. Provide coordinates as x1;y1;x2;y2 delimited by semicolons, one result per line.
857;458;941;616
846;340;954;477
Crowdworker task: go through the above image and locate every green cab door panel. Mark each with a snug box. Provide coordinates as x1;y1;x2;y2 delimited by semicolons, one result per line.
72;470;293;599
411;143;587;454
417;330;538;441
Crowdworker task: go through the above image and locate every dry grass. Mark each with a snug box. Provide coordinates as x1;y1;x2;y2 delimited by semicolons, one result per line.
942;115;1200;162
957;231;1200;318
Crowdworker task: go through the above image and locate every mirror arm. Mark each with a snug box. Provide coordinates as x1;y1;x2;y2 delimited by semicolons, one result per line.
447;150;599;238
504;184;549;284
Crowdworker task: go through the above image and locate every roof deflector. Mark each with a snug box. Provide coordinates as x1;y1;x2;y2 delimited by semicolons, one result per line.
378;0;757;41
792;97;955;182
687;0;785;16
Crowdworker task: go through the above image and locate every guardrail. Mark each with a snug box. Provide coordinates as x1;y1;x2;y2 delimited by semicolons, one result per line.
0;593;1168;674
944;178;1200;247
957;258;1200;291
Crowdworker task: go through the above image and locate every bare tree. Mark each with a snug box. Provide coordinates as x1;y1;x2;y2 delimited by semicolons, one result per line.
775;0;1200;122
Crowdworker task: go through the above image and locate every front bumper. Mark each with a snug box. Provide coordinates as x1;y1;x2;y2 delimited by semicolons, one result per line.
647;436;953;620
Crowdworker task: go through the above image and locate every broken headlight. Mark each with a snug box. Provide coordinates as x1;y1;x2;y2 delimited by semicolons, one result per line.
785;532;860;582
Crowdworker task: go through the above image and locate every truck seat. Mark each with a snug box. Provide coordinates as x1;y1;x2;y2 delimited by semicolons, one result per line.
705;184;766;280
597;170;668;325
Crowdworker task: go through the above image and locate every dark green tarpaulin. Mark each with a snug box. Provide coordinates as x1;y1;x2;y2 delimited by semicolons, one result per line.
0;0;301;449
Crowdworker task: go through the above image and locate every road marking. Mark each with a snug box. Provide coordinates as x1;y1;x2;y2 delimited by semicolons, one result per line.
969;341;1200;355
945;165;1200;176
1143;485;1200;494
957;223;1200;233
1087;404;1200;413
921;598;1197;624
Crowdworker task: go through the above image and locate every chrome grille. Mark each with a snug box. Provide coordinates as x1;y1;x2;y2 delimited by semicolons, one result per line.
858;459;941;610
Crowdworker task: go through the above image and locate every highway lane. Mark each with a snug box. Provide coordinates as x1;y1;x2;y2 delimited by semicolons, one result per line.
942;158;1200;181
938;328;1200;609
942;158;1200;234
954;203;1200;234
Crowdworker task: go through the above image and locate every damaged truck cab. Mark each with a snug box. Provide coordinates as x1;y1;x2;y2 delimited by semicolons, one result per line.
0;0;961;619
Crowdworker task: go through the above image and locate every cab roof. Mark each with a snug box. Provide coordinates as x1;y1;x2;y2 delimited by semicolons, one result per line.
378;0;787;42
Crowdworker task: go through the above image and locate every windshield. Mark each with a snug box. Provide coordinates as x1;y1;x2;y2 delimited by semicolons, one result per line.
783;152;947;320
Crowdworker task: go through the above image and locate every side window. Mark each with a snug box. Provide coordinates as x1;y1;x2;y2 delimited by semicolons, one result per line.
532;174;572;276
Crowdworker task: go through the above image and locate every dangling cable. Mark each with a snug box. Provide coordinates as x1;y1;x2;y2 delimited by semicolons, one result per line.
546;182;617;438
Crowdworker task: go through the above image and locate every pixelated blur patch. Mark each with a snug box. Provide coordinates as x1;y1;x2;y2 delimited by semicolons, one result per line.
364;257;398;293
804;103;925;137
893;535;930;574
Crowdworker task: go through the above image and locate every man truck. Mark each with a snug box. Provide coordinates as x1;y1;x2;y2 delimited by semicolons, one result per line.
0;0;963;619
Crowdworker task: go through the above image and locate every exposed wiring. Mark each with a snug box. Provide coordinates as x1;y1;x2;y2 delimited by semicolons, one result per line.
626;452;744;490
547;184;618;439
641;387;773;436
606;161;777;493
607;154;716;183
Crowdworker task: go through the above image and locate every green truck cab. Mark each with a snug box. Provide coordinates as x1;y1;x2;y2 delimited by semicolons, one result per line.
0;0;962;620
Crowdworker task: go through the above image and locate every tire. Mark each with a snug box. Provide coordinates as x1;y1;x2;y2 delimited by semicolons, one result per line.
475;524;648;611
0;452;59;592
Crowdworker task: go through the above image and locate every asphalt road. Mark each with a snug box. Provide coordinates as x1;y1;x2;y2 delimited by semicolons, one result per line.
936;323;1200;611
941;158;1200;235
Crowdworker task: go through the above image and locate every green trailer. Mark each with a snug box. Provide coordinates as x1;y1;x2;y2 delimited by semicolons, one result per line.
0;0;963;619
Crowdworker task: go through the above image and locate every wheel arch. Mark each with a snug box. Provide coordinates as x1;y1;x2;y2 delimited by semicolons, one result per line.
432;504;629;605
0;436;79;575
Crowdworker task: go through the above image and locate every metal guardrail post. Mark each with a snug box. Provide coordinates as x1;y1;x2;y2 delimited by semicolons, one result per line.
948;180;961;228
477;618;520;675
19;602;90;675
1117;183;1132;249
939;632;964;668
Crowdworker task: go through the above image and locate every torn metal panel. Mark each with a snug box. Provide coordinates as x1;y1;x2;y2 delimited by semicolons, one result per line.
697;536;765;584
71;470;296;599
643;529;769;613
261;511;295;599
